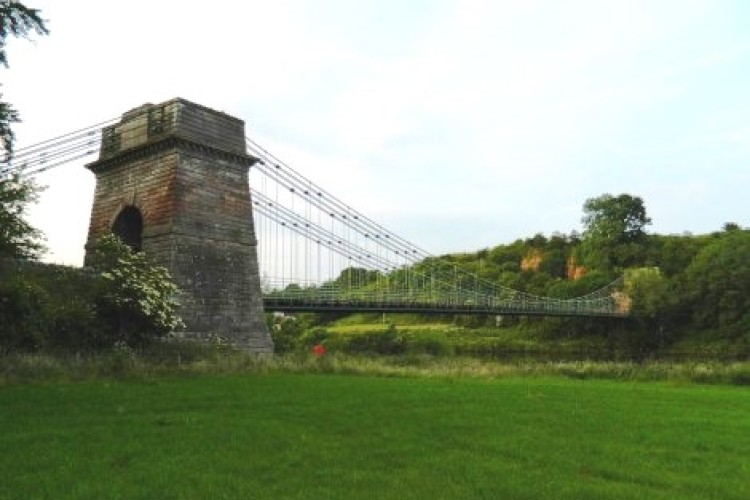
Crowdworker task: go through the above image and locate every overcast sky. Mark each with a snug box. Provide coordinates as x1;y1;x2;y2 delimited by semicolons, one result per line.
5;0;750;265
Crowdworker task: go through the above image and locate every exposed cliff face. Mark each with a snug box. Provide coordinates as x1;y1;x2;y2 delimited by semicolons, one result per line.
520;249;543;272
612;291;632;314
520;250;588;281
566;256;587;280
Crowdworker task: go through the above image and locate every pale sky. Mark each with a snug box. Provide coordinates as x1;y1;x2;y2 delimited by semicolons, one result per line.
4;0;750;265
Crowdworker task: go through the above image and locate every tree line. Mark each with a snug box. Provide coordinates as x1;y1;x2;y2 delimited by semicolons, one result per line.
423;194;749;353
274;193;749;357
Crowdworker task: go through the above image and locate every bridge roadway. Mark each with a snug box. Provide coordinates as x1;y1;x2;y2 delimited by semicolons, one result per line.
262;297;627;318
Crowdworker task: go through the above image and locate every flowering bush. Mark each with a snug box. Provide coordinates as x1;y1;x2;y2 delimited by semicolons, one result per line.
90;234;184;346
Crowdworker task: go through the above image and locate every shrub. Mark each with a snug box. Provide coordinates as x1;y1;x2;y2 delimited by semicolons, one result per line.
299;327;329;349
0;260;110;351
405;331;453;356
0;270;48;349
89;234;184;347
0;234;185;352
345;326;406;355
267;314;305;354
729;365;750;386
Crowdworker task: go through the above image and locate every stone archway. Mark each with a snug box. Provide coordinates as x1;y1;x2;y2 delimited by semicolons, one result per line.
112;205;143;252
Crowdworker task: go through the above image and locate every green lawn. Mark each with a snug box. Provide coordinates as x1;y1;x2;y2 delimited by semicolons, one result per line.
1;373;749;499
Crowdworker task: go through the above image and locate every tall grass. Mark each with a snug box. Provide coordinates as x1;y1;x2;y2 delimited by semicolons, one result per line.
3;346;750;386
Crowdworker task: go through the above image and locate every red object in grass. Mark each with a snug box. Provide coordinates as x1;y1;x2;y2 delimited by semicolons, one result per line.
312;344;325;358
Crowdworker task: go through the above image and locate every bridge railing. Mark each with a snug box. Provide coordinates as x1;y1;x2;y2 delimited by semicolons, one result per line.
262;277;626;317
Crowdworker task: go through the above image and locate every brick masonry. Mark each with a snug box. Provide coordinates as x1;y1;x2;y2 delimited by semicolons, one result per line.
84;98;273;354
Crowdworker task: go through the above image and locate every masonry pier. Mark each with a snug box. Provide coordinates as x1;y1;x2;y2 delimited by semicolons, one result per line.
84;98;273;354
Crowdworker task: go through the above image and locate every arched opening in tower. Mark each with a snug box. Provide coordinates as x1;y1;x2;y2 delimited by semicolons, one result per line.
112;206;143;252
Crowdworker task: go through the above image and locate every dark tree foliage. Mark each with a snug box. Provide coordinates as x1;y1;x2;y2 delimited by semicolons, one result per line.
539;248;567;279
0;3;47;259
0;1;48;160
0;259;121;351
645;233;711;278
0;235;185;351
0;172;43;258
622;267;678;352
0;1;47;66
681;230;750;339
525;232;547;248
0;98;18;160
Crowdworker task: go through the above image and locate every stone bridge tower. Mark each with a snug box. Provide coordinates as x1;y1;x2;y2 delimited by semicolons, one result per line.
84;98;273;354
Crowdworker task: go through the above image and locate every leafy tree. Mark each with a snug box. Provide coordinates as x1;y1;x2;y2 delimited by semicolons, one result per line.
539;248;567;278
645;234;706;278
546;269;613;299
0;260;111;351
625;268;673;320
0;235;185;351
681;230;750;339
0;172;42;258
488;240;525;267
582;193;651;243
334;266;380;288
0;98;18;160
89;234;184;346
525;232;547;248
0;1;49;160
580;193;651;270
623;267;677;351
0;2;48;258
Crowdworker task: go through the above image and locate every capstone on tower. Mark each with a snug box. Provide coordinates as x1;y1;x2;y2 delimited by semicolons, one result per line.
84;98;273;354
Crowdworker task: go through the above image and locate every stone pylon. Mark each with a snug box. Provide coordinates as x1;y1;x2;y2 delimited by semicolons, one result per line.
84;98;273;354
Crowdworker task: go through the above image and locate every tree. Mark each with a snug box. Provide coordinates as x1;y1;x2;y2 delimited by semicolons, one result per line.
582;193;650;244
0;1;49;160
681;230;750;340
580;193;651;270
0;2;48;258
0;172;42;258
645;234;702;278
623;267;677;351
539;248;567;279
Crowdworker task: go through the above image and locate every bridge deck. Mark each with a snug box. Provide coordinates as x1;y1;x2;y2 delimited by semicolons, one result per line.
262;297;627;318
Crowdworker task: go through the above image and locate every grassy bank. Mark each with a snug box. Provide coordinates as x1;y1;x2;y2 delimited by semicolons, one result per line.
290;313;750;362
3;349;750;386
1;372;749;499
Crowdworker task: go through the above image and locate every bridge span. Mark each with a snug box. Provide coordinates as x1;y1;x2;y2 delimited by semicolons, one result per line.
4;98;629;352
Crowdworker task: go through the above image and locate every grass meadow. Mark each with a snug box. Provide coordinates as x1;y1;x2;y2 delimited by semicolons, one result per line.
2;368;749;499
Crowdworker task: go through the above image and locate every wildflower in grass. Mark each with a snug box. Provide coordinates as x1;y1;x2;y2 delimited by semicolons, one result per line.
312;344;325;358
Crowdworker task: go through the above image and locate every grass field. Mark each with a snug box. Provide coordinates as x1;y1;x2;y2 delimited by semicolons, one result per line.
1;373;749;499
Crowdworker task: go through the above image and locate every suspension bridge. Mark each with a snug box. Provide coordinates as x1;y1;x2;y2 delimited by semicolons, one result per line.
1;100;628;321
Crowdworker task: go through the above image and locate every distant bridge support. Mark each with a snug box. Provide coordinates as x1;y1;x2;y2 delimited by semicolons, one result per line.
84;98;273;354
